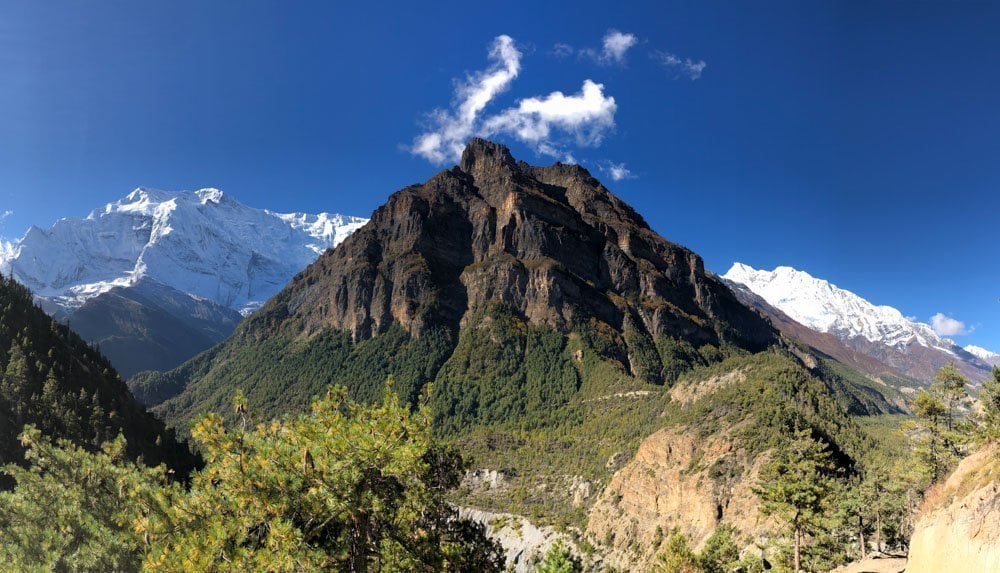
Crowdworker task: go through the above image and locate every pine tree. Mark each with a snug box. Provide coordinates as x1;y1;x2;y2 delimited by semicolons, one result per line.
934;362;969;432
142;381;504;572
0;426;177;572
654;531;700;573
974;366;1000;443
754;428;837;573
534;540;582;573
910;389;950;484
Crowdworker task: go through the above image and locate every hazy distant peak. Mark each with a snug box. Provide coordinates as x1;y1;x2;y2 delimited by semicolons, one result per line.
965;344;1000;362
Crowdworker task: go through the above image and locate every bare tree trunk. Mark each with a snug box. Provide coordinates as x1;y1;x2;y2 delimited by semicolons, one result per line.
794;526;801;573
859;515;867;559
875;508;882;553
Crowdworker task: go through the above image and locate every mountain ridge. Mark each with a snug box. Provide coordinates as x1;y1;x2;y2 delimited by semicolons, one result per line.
0;275;196;482
724;262;992;385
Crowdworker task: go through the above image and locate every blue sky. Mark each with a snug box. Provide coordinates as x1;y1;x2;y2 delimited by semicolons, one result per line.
2;1;999;350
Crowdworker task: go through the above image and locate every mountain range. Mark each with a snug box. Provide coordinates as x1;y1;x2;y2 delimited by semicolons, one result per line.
965;344;1000;367
723;263;994;387
125;140;904;569
0;188;367;377
1;139;948;570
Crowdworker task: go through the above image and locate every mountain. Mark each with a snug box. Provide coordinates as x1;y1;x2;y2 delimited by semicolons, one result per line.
0;274;196;485
723;263;993;387
966;345;1000;367
142;138;780;430
67;278;243;378
0;188;368;377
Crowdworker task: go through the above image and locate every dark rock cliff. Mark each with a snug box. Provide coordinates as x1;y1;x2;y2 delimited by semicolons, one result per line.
245;139;776;355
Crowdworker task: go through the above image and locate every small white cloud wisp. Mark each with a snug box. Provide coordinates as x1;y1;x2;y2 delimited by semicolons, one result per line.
599;30;638;64
930;312;970;336
653;50;707;80
600;161;634;181
571;29;639;65
412;35;618;165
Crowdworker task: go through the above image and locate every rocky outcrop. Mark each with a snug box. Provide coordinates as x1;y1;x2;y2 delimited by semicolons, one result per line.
459;507;590;573
245;139;777;364
906;446;1000;573
586;427;770;570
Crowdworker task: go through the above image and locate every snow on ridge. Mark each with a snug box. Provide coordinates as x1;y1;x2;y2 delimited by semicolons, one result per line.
723;262;957;354
965;345;1000;360
0;188;369;313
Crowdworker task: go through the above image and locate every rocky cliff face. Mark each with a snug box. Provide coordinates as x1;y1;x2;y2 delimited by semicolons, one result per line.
247;139;775;364
906;446;1000;573
587;427;770;570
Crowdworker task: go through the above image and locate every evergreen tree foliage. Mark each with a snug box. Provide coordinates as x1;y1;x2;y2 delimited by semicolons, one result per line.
754;428;838;573
533;541;582;573
142;382;504;572
148;324;456;433
910;389;949;484
973;366;1000;444
933;362;970;432
907;363;971;485
0;426;178;572
432;304;580;434
1;382;503;572
697;526;741;573
654;531;700;573
0;275;196;483
653;527;744;573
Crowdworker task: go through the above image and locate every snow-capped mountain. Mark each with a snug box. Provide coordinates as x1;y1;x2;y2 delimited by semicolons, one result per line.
723;263;955;353
0;188;368;378
965;345;1000;367
723;263;992;385
0;188;368;315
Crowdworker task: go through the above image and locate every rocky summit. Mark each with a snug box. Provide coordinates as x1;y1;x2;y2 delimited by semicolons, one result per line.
246;138;775;356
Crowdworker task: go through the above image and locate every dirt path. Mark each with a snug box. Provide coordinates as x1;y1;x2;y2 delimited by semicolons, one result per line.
831;554;907;573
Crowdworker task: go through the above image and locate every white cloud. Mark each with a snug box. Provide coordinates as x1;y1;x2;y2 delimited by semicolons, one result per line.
551;43;575;59
412;35;521;164
0;210;12;223
578;29;638;65
930;312;970;336
412;35;619;165
653;50;707;80
600;30;638;64
481;79;617;157
600;161;634;181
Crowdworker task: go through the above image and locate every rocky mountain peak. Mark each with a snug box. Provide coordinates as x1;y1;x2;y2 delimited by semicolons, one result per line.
249;139;777;369
458;138;518;183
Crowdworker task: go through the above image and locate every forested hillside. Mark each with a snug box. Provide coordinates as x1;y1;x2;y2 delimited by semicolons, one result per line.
0;275;196;482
